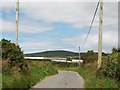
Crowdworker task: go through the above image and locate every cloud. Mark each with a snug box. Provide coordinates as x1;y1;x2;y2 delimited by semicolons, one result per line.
2;20;54;34
0;19;2;31
1;0;119;3
1;2;118;53
2;2;117;32
20;2;97;29
63;29;118;53
19;2;117;29
19;40;63;53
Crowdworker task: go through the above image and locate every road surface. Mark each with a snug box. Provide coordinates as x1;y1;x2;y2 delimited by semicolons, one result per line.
31;70;84;88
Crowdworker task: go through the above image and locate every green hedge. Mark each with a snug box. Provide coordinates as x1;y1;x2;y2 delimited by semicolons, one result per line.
106;52;120;80
1;38;28;72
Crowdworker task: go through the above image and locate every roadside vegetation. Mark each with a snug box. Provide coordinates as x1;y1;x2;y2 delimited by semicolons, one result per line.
2;61;57;89
1;38;120;88
58;49;120;88
1;39;58;89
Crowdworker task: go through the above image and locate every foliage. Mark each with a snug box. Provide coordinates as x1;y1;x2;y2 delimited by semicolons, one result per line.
112;47;120;53
117;56;120;81
105;52;120;80
58;66;119;88
81;50;97;64
0;45;1;59
1;38;28;73
2;61;58;88
66;57;72;61
78;66;119;88
97;48;120;81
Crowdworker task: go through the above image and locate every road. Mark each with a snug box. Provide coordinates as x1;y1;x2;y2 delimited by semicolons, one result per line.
31;70;84;88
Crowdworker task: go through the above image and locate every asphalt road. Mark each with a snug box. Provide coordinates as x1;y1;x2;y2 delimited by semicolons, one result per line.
31;70;84;88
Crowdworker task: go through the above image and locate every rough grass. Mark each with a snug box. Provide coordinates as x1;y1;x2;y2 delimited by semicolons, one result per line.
2;61;58;89
0;59;2;89
0;73;2;89
58;66;119;88
78;67;119;88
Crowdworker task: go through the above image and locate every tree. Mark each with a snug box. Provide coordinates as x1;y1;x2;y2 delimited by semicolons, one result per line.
112;47;118;53
1;38;27;72
81;50;97;64
66;57;72;61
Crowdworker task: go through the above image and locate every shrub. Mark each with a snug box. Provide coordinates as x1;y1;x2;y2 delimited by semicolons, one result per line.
117;57;120;81
1;38;28;73
105;52;120;80
81;50;97;64
2;61;58;88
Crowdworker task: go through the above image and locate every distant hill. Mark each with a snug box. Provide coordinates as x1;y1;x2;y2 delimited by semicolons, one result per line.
25;50;108;57
25;50;80;57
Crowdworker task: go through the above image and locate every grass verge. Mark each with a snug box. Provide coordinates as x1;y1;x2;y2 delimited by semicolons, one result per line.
2;61;58;89
58;66;120;88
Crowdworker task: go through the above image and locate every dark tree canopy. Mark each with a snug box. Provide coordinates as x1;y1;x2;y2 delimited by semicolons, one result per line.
81;50;97;64
1;38;27;72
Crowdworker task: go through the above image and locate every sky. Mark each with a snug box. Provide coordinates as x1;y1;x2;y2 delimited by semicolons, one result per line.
1;0;118;53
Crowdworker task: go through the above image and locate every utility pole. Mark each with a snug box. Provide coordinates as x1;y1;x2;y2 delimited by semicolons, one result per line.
15;0;19;46
79;46;81;67
98;0;103;69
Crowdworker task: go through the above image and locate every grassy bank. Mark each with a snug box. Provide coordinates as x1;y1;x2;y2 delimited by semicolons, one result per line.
58;66;120;88
0;60;2;89
2;61;58;89
78;67;119;88
0;73;1;89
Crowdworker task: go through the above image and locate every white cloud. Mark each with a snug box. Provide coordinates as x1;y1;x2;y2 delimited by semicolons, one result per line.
1;2;118;53
1;0;119;2
2;20;54;34
0;19;2;31
63;29;118;53
20;2;97;29
19;40;63;53
2;2;117;31
0;19;2;38
2;20;15;32
19;2;118;36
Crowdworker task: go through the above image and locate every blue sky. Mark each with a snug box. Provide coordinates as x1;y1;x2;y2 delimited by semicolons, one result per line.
1;1;118;53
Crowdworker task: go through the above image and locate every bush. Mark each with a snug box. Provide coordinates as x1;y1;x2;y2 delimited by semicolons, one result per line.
1;38;28;73
81;50;97;64
96;48;120;82
105;52;120;80
2;61;58;88
117;57;120;81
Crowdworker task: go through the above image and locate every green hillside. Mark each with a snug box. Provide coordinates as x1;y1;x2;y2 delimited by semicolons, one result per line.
25;50;108;57
25;50;80;57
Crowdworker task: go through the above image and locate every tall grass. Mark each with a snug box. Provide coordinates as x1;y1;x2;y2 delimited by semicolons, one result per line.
78;66;119;88
58;64;119;88
0;59;2;90
2;61;58;89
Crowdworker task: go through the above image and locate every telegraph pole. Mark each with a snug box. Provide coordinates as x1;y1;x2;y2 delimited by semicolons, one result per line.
98;0;103;69
79;46;81;66
15;0;19;46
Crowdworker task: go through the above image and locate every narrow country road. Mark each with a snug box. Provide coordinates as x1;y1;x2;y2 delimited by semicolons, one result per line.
31;70;84;88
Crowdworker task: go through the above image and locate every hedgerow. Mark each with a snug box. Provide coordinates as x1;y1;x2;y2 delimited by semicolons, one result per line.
1;38;28;73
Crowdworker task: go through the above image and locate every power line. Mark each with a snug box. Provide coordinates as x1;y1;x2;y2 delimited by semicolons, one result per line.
81;0;100;48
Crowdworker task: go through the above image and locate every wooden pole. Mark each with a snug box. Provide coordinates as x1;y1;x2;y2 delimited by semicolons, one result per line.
79;46;81;66
15;0;19;46
98;0;103;69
